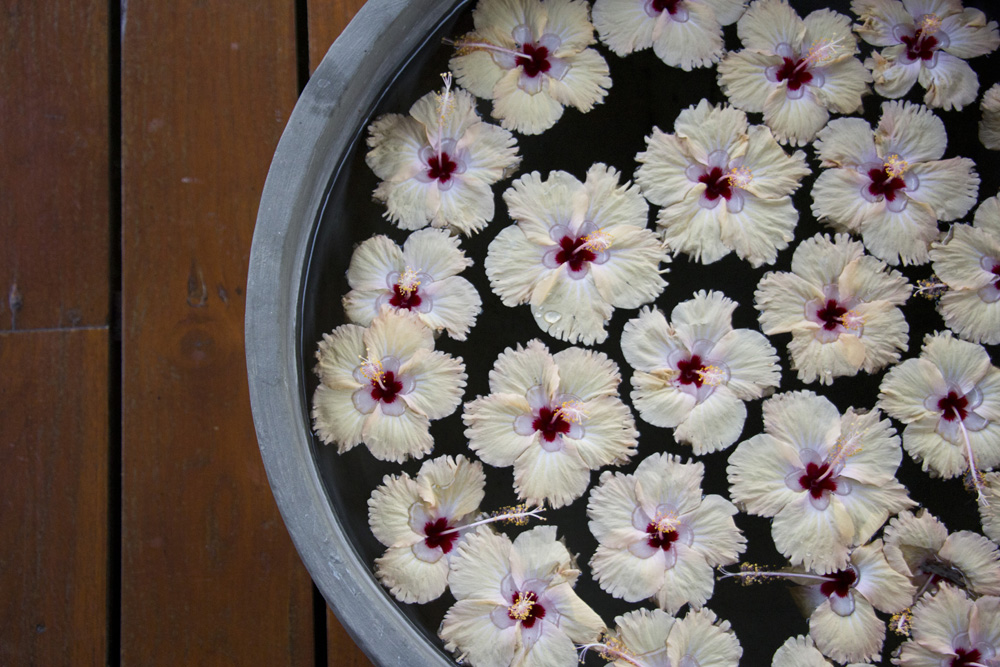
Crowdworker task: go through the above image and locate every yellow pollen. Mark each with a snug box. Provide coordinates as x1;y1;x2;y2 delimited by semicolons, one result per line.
582;229;614;253
508;593;535;621
555;400;588;423
804;35;844;65
841;310;864;331
435;72;456;122
890;608;913;636
359;350;386;385
397;267;421;295
884;154;909;178
696;364;726;387
919;14;941;35
726;165;753;189
652;512;679;535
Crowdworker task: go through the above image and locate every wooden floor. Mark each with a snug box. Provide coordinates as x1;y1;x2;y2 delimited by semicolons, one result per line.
1;1;373;664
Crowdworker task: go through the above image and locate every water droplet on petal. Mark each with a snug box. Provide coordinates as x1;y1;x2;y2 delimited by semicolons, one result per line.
543;311;561;324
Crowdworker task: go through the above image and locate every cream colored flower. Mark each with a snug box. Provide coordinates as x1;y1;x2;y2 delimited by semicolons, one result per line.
592;0;747;70
981;473;1000;543
878;331;1000;499
343;229;481;340
727;391;914;573
811;100;979;266
464;339;638;509
579;607;741;667
368;455;486;603
893;584;1000;667
929;194;1000;345
366;79;520;234
634;100;810;267
853;0;999;111
440;525;604;667
311;309;466;462
771;634;871;667
717;0;871;146
755;233;911;385
622;291;781;454
448;0;611;135
487;164;668;345
883;509;1000;605
981;83;1000;150
588;454;746;614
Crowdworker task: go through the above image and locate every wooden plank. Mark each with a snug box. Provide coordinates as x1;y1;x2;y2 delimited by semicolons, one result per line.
307;0;368;73
327;609;375;667
0;1;110;330
0;329;109;665
120;2;315;664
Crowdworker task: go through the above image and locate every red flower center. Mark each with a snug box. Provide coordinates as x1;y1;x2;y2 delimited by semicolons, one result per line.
554;235;598;273
992;263;1000;290
816;299;848;330
676;355;706;387
699;166;733;201
901;30;939;61
798;462;839;499
426;152;457;183
650;0;683;14
646;523;680;551
423;517;458;554
508;591;546;628
867;167;907;201
370;370;404;404
773;57;814;91
952;648;983;667
819;568;857;598
938;391;969;422
517;43;551;78
389;283;422;310
532;406;572;443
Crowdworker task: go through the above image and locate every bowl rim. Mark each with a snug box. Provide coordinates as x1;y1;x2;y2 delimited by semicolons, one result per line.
246;1;463;664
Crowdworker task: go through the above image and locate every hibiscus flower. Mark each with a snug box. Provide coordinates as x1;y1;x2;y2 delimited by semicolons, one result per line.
893;584;1000;667
771;634;871;667
982;82;1000;150
634;100;811;267
621;290;781;454
448;0;611;135
811;100;979;265
717;0;871;146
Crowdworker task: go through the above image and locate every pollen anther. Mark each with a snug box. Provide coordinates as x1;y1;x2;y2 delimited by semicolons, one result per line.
726;165;753;189
508;593;536;621
884;154;909;178
397;267;422;295
582;229;614;252
359;350;386;385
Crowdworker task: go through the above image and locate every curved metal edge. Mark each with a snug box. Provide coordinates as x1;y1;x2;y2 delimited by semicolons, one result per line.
246;2;459;665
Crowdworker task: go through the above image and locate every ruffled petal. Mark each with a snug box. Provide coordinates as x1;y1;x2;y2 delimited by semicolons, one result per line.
939;288;1000;345
852;301;910;373
908;157;979;223
363;309;434;362
853;0;916;47
583;163;648;229
592;0;656;56
651;1;726;71
900;418;968;478
416;454;487;521
876;100;947;162
448;526;513;603
810;167;880;235
711;328;781;400
878;357;947;423
718;193;799;267
635;127;697;208
791;233;861;287
674;388;748;455
809;596;884;663
451;49;505;99
839;253;911;303
401;348;467;420
588;470;645;546
346;235;404;293
755;271;824;333
438;174;496;235
375;544;451;603
727;433;802;516
685;494;745;566
838;481;915;546
551;346;621;401
510;525;574;586
513;440;592;508
772;493;853;573
631;371;698;428
921;330;991;393
838;409;904;485
771;634;830;667
667;607;742;667
701;0;748;25
657;190;731;264
614;608;674;657
590;226;668;309
485;225;552;307
464;394;536;467
939;531;1000;596
736;0;804;52
786;329;867;385
402;228;472;280
362;409;434;462
980;83;1000;150
857;195;939;266
489;338;559;396
741;125;811;199
492;69;565;135
634;454;706;515
907;583;973;652
814;117;879;166
931;224;1000;289
653;544;716;614
670;289;736;346
941;7;1000;58
620;306;685;371
591;543;666;602
869;49;923;99
365;113;426;181
718;50;780;113
812;57;871;116
368;473;423;547
762;86;830;147
566;395;638;468
419;276;481;341
762;391;842;453
545;47;612;112
440;599;518;667
917;51;980;111
541;581;605;642
532;267;615;345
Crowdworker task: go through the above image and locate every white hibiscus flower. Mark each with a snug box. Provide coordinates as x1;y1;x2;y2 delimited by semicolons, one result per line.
893;584;1000;667
982;83;1000;150
771;634;872;667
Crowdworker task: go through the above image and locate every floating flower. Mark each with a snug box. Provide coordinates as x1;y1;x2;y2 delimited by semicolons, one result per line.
811;100;979;265
448;0;611;135
342;229;482;340
365;76;520;234
311;309;466;462
579;607;741;667
771;634;871;667
621;291;781;454
755;233;911;385
588;453;746;613
486;164;668;345
929;193;1000;344
592;0;747;71
717;0;871;146
634;100;811;267
893;584;1000;667
368;455;487;603
464;339;638;509
727;391;914;573
853;0;999;111
439;525;604;667
878;331;1000;502
981;473;1000;543
982;83;1000;150
882;509;1000;605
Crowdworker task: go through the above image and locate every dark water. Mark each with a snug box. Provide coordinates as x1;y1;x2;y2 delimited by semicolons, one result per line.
298;0;1000;663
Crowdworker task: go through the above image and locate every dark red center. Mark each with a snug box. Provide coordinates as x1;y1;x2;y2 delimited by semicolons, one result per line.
992;263;1000;290
952;648;983;667
517;43;551;78
816;299;848;330
646;523;680;551
423;517;458;554
676;355;706;387
531;407;572;443
819;568;857;598
699;166;733;201
867;167;907;201
426;152;457;183
774;57;814;91
938;391;969;422
388;284;422;310
798;462;839;499
508;591;546;628
554;235;597;273
650;0;683;14
901;31;939;61
370;370;403;404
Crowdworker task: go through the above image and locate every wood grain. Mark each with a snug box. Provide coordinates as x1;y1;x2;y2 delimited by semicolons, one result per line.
0;1;110;331
120;2;315;663
307;0;368;73
0;329;109;665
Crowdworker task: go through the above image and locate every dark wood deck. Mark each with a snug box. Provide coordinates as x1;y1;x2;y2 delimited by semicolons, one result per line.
2;1;373;663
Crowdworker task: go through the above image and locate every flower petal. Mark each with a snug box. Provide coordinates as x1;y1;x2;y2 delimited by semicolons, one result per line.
657;190;731;264
590;226;668;309
362;409;433;462
631;371;698;429
532;267;616;345
917;51;980;111
375;544;451;603
567;395;638;468
809;596;884;663
541;581;605;642
312;385;367;452
718;50;780;113
347;235;404;292
712;328;781;400
877;99;947;162
763;391;842;454
635;127;698;208
651;2;726;71
489;338;559;397
921;330;991;394
449;526;513;603
485;224;551;307
588;470;646;547
772;493;853;573
552;346;621;401
853;0;914;47
366;113;425;180
591;543;667;602
908;157;979;222
464;394;535;467
686;494;745;567
812;56;871;116
420;275;482;341
675;388;748;455
653;544;716;614
907;583;973;652
592;0;656;56
363;309;434;362
440;599;518;667
938;531;1000;596
878;357;947;423
416;455;486;521
513;440;592;508
369;473;423;548
401;348;466;419
755;271;824;334
742;125;811;199
771;634;830;667
814;117;878;166
900;418;968;478
621;306;685;371
510;524;575;587
763;86;830;147
492;69;566;135
545;47;612;113
666;607;742;667
939;288;1000;345
786;330;867;385
719;193;799;267
736;0;804;53
727;433;802;516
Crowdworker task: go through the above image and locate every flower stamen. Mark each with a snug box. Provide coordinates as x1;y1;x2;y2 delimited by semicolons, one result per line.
959;420;990;507
696;364;726;387
890;608;913;636
359;349;386;388
651;511;679;536
841;310;864;332
554;400;588;423
397;267;422;296
507;592;536;621
581;229;614;253
919;13;942;36
915;276;949;299
576;633;645;666
725;165;753;189
814;429;866;483
718;562;839;585
444;35;527;61
436;73;454;164
803;35;845;66
883;154;909;178
435;504;545;536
